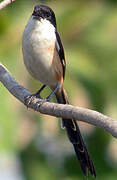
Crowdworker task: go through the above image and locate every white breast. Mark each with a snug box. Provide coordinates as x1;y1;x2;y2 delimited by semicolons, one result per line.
22;16;58;87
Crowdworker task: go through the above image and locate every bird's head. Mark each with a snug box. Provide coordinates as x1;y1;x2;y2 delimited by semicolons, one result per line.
32;5;56;27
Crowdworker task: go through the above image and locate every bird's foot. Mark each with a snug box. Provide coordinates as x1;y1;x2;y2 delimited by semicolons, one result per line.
24;92;42;107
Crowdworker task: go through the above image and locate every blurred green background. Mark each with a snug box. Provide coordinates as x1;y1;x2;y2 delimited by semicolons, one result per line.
0;0;117;179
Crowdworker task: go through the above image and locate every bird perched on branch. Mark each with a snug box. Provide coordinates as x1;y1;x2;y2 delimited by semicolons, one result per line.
22;4;96;177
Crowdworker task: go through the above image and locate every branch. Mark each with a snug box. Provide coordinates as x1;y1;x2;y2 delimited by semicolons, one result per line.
0;0;15;10
0;63;117;138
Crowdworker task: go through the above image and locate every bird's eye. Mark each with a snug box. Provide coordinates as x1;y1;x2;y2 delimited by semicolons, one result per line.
45;12;50;17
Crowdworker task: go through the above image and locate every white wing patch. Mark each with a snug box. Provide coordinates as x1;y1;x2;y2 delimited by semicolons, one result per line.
56;39;65;67
62;59;65;67
56;39;60;51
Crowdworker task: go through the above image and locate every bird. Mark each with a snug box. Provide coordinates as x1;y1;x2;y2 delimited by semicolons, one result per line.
22;4;96;177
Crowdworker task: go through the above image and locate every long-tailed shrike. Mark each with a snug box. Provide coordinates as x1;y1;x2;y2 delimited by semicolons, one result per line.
22;5;96;177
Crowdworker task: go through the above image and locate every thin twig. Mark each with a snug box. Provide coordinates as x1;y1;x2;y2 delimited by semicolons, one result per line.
0;0;15;10
0;63;117;138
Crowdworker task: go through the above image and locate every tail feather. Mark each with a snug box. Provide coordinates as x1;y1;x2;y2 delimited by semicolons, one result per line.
56;88;96;177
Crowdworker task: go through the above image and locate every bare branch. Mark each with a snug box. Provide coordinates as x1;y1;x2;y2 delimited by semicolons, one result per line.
0;0;15;10
0;63;117;138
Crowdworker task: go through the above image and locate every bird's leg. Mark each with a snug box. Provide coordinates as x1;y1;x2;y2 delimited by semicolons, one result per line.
34;84;46;98
25;85;46;106
25;84;59;106
46;84;60;101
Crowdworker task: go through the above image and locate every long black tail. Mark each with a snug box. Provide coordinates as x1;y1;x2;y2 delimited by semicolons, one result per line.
56;88;96;177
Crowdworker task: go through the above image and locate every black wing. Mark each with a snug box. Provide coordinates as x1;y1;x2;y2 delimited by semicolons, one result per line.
55;31;66;79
